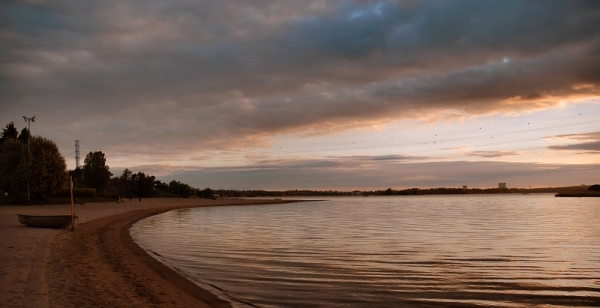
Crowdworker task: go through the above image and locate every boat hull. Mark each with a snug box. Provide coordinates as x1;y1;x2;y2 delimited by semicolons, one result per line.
18;214;74;228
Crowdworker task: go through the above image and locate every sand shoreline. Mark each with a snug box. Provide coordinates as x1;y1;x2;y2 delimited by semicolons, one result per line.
0;198;302;308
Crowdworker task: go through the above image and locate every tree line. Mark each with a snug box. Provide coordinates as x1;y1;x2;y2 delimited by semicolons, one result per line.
0;121;213;203
197;186;598;197
70;151;216;199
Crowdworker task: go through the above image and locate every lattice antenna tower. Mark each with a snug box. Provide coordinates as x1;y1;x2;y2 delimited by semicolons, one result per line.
75;140;80;169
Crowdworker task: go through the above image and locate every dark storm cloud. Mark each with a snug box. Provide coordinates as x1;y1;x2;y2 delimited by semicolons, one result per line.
1;0;599;151
289;1;599;62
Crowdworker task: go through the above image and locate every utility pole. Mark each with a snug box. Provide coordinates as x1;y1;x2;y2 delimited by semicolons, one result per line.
23;115;35;204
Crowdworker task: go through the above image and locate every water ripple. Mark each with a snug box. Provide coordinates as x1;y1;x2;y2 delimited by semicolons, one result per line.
131;195;600;307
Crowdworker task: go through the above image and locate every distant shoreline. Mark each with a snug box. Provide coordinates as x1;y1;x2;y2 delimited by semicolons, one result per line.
554;193;600;197
211;185;596;198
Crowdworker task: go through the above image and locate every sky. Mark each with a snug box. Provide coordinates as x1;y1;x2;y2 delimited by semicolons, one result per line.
1;0;599;190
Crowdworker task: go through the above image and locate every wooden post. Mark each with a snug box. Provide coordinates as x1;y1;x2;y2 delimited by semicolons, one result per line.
70;176;74;231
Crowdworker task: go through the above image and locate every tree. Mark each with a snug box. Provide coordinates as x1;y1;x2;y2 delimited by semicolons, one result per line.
166;180;194;198
69;167;84;188
83;151;112;192
131;172;155;198
0;138;26;197
154;180;169;193
0;136;67;198
0;122;19;147
27;136;68;196
119;168;133;197
18;127;30;144
199;187;214;199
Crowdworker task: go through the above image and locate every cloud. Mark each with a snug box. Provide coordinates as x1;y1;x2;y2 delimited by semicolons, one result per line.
1;0;599;173
548;131;600;153
549;141;600;152
552;131;600;141
465;151;521;158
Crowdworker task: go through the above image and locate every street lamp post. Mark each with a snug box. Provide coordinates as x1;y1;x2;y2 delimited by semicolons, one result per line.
23;115;35;204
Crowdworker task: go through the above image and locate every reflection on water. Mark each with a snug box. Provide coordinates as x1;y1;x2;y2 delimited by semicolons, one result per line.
131;195;600;307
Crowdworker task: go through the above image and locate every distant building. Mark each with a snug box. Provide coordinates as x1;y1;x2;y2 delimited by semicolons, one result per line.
498;183;507;189
463;185;468;190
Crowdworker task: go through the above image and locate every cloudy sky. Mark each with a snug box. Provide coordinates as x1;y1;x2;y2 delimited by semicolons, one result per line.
2;0;599;190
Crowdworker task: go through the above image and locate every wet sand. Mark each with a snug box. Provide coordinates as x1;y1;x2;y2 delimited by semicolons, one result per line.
0;198;300;308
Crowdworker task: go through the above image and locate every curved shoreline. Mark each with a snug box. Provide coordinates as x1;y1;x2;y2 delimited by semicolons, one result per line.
46;199;303;308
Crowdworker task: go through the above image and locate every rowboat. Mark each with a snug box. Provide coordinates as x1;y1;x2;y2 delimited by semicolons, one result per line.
17;214;75;228
18;177;78;229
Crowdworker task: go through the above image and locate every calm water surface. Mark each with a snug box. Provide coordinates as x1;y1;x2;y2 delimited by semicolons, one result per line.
131;195;600;307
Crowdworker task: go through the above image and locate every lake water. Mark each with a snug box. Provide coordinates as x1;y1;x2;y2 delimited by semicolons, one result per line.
130;195;600;307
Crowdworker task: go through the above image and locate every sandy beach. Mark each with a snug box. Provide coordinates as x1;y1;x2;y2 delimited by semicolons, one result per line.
0;198;299;308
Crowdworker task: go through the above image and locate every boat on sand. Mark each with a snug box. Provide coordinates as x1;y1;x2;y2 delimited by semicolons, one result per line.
17;214;75;228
